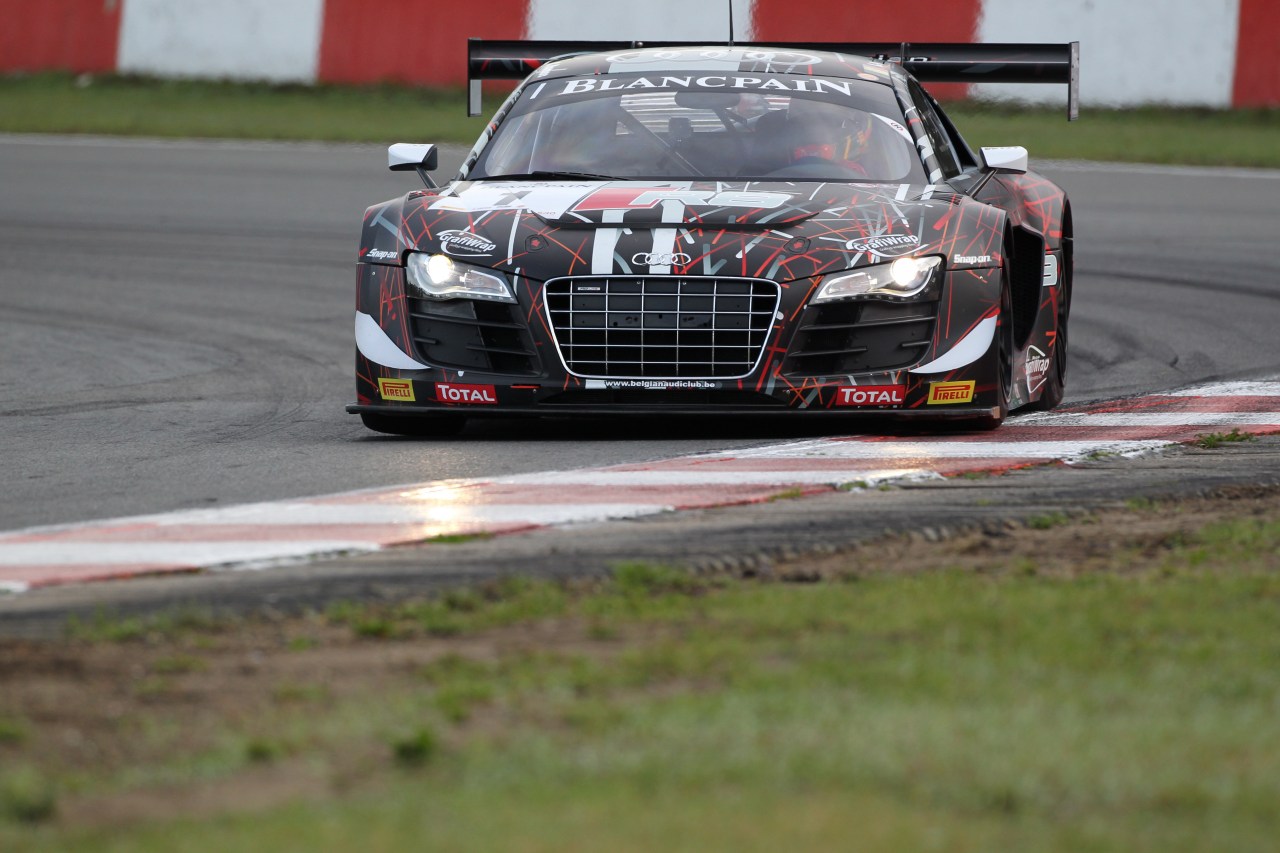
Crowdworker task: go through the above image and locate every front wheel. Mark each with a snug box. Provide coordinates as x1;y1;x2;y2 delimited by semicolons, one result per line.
360;412;466;437
949;266;1013;432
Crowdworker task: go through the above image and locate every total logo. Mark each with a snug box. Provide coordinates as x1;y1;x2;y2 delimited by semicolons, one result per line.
927;380;975;405
377;377;415;402
435;382;498;405
835;385;905;407
632;251;691;267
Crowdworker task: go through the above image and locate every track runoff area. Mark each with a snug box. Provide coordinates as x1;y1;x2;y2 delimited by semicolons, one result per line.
2;380;1279;594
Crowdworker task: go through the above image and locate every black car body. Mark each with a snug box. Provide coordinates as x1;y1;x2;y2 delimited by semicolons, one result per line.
349;40;1078;435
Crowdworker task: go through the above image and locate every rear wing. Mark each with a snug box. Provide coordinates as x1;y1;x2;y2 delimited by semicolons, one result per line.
466;39;1080;120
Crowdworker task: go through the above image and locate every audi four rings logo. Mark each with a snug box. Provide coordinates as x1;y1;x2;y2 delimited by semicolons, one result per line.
633;252;691;266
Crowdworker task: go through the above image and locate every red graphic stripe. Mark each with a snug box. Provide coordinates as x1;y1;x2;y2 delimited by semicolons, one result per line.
0;564;197;587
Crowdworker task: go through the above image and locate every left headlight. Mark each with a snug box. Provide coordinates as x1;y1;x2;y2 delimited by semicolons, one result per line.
405;253;516;303
812;256;943;303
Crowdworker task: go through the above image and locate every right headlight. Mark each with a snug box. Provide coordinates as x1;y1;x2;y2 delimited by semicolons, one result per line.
811;256;943;303
405;253;516;303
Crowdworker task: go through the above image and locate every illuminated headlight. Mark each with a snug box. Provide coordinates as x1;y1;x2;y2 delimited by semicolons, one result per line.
812;256;943;303
405;253;516;303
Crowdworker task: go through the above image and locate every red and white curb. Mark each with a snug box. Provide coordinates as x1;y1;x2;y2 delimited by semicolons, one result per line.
2;380;1278;594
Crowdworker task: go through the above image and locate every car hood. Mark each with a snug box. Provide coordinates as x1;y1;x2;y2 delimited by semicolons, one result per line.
378;179;1001;281
421;179;934;227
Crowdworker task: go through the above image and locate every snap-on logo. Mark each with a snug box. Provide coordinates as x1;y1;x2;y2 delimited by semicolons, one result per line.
834;385;905;407
435;383;498;405
377;378;415;402
364;248;398;261
927;381;975;405
632;251;691;266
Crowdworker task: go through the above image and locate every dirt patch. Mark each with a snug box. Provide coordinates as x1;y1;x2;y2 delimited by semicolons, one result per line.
1;486;1278;830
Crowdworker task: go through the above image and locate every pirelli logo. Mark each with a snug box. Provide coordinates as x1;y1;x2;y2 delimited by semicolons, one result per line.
927;380;975;405
377;378;415;402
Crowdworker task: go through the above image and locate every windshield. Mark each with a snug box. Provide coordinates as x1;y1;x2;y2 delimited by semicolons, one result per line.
471;74;926;183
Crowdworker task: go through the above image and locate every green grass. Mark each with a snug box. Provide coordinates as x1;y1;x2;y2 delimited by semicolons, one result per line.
1193;428;1258;449
1025;511;1073;530
0;73;496;144
1;73;1277;167
948;101;1280;168
4;513;1280;851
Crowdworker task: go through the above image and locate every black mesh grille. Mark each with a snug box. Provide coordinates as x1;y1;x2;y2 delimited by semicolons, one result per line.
781;300;938;377
545;277;778;379
408;298;540;376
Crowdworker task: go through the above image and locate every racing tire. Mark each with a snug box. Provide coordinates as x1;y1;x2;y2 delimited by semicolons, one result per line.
947;265;1014;432
360;412;466;437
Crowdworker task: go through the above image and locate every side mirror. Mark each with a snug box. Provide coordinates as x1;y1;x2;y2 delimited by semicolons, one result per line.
980;146;1029;174
388;143;439;188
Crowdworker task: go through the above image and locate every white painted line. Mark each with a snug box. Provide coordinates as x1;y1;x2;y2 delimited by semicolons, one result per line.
718;439;1173;461
1009;411;1280;427
0;541;369;567
1158;380;1280;397
498;469;964;488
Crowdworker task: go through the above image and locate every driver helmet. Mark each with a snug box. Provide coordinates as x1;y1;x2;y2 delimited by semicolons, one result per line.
787;100;875;165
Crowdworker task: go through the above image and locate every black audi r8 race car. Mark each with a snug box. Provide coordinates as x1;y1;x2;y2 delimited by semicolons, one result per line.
349;40;1079;435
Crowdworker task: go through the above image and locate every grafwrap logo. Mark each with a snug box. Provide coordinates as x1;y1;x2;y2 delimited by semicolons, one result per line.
1025;345;1051;394
377;378;415;402
845;234;919;258
439;230;497;258
927;381;975;405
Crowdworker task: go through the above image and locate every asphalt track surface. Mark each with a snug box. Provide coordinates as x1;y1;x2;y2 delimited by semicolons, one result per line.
1;136;1278;626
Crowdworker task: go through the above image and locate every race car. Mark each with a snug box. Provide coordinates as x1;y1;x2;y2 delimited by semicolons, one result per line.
349;39;1079;435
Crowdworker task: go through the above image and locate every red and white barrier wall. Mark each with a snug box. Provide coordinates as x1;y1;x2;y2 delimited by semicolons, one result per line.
1;0;1276;107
